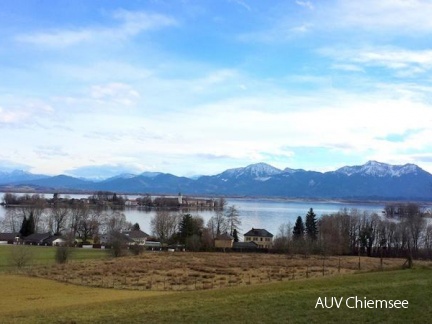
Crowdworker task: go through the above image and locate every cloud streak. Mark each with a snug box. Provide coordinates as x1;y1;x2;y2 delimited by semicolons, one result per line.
322;47;432;75
15;10;177;48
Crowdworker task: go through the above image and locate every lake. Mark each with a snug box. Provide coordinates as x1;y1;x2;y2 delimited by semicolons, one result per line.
0;193;385;238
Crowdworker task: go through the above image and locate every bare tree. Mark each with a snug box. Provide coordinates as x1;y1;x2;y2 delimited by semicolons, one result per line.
0;209;21;232
49;203;69;235
215;197;227;210
225;205;241;236
77;208;102;243
150;210;179;243
68;201;89;239
273;222;292;252
102;210;131;234
207;209;228;239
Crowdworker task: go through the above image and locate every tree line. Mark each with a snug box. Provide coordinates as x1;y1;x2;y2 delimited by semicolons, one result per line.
274;203;432;261
1;193;132;243
2;192;127;207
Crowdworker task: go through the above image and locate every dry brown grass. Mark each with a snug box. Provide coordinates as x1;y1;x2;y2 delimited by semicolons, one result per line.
25;252;432;291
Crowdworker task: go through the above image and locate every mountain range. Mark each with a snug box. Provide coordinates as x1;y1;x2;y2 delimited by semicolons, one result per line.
1;161;432;201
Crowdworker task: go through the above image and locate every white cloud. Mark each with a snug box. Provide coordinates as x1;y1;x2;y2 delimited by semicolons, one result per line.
16;30;93;48
15;10;177;48
0;106;29;124
90;83;140;106
321;47;432;76
328;0;432;32
0;100;53;125
296;1;314;10
240;0;432;44
4;85;432;175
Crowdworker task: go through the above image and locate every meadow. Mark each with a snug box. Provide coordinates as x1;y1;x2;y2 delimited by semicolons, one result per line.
1;245;432;323
1;268;432;323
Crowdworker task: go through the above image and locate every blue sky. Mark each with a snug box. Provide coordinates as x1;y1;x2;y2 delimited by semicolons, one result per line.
2;0;432;178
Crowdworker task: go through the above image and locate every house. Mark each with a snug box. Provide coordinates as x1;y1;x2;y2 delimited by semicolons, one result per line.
0;233;21;244
243;228;274;249
123;229;150;245
214;232;234;249
43;235;67;246
24;233;52;245
125;199;139;207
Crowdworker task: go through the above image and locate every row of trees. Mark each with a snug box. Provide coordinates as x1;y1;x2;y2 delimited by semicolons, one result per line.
1;199;133;243
274;204;432;260
2;192;127;208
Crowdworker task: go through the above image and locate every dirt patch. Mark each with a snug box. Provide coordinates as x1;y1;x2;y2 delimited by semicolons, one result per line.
26;252;432;291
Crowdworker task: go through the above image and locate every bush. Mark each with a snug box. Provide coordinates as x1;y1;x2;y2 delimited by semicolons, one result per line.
110;239;127;257
129;244;144;256
55;246;72;264
9;245;33;269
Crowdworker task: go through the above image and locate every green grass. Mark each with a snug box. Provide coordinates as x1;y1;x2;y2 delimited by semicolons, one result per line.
0;244;108;271
1;268;431;323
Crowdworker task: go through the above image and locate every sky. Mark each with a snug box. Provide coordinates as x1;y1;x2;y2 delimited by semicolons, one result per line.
2;0;432;179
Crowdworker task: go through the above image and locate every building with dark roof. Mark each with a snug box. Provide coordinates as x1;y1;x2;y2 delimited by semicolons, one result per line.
24;233;52;245
123;229;149;245
243;228;274;249
0;233;21;244
232;241;258;252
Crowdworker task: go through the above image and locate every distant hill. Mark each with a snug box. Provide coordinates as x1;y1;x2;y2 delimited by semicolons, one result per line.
0;170;49;185
1;161;431;201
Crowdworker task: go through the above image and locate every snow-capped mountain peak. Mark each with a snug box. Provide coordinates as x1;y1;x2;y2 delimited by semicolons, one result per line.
101;173;138;182
336;161;422;177
218;162;282;180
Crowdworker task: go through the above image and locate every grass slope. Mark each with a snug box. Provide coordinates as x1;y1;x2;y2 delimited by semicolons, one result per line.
1;268;431;323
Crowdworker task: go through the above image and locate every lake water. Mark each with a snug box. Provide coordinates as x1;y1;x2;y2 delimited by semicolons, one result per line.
0;193;385;238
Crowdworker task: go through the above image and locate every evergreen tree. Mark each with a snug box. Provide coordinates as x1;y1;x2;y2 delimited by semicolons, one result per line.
179;214;194;241
305;208;318;241
132;222;140;231
19;216;28;236
178;214;202;244
27;212;36;236
232;228;239;242
19;212;36;237
293;216;305;240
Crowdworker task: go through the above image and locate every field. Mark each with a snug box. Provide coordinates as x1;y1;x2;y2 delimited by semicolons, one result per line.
1;246;432;323
25;251;421;291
